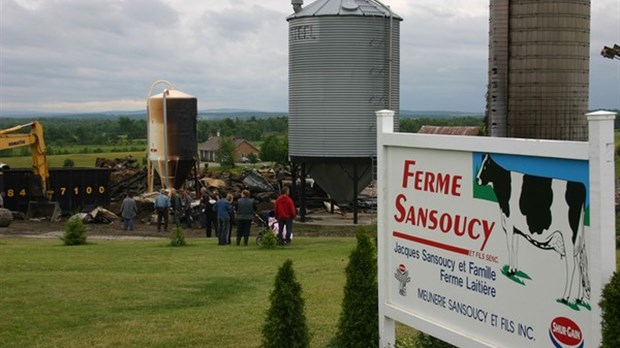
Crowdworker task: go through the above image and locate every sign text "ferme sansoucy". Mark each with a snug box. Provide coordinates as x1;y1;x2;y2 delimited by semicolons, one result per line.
393;160;495;251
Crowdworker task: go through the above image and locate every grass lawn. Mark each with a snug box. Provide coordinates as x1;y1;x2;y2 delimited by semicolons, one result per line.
0;151;145;168
0;153;266;171
0;236;400;348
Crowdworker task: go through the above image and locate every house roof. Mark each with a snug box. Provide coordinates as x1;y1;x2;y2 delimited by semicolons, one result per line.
198;137;221;151
198;136;260;152
417;126;481;136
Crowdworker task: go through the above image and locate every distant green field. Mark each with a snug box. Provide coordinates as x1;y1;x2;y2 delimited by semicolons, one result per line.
0;151;146;168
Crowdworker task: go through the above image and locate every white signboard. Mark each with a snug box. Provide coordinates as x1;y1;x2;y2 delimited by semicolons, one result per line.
376;110;616;348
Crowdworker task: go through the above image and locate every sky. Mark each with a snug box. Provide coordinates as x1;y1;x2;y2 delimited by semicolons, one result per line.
0;0;618;115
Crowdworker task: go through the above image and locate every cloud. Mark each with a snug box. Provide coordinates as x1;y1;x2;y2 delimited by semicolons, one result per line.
0;0;618;114
2;0;186;111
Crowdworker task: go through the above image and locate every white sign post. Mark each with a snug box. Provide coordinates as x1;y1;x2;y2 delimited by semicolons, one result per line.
377;109;616;348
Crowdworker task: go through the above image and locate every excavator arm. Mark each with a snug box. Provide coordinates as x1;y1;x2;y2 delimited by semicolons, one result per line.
0;121;50;198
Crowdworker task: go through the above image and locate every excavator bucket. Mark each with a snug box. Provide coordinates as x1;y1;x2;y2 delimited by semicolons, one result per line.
27;201;61;222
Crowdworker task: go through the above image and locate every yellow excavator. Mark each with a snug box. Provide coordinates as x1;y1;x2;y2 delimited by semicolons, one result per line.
0;121;59;223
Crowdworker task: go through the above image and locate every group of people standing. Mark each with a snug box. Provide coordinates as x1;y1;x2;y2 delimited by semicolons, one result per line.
153;188;194;232
125;185;297;247
199;186;297;246
201;189;254;246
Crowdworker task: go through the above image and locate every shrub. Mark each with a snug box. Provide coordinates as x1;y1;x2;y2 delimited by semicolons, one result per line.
247;153;259;163
262;259;309;348
413;333;455;348
394;336;416;348
600;271;620;348
260;230;277;249
169;227;187;247
334;228;378;347
63;158;75;167
61;218;87;245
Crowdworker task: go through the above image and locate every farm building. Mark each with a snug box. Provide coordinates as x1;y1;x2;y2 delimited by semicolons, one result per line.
197;136;260;162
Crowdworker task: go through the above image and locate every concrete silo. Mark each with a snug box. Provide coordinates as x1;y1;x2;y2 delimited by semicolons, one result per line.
147;81;198;191
487;0;590;140
287;0;402;222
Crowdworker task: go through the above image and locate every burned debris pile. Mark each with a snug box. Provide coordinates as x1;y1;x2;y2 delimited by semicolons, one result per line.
95;158;375;223
96;156;146;200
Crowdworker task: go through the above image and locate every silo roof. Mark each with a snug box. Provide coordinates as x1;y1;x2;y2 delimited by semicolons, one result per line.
287;0;402;20
150;89;195;99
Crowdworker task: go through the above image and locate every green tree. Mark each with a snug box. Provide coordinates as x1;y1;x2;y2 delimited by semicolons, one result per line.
216;137;236;168
261;135;288;163
247;153;259;163
335;228;378;347
197;121;215;142
61;218;87;246
601;271;620;348
262;259;310;348
117;117;145;139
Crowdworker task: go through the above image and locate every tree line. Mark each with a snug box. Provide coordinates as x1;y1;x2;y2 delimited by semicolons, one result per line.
0;115;481;160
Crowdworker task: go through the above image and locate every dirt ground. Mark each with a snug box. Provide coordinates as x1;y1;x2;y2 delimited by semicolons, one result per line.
0;210;375;240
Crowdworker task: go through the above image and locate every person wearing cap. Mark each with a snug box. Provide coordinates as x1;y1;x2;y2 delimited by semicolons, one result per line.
154;189;171;232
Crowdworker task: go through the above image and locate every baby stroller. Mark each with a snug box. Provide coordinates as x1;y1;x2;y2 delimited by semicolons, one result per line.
254;210;275;245
254;210;290;245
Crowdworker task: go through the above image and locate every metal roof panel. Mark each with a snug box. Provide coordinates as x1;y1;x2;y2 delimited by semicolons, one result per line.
287;0;402;20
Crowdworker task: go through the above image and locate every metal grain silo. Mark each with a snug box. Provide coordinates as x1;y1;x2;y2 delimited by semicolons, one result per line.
487;0;590;141
147;82;197;191
287;0;401;220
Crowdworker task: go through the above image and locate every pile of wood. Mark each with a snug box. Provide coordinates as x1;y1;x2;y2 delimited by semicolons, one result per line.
98;158;370;215
95;156;147;200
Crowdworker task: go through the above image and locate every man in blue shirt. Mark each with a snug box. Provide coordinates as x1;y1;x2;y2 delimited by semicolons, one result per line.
154;189;171;232
213;193;233;245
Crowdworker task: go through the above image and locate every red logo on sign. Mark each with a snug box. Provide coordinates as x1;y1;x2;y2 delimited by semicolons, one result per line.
399;264;406;272
550;317;582;347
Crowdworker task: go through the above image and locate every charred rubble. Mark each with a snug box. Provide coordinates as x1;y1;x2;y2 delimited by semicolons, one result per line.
97;158;367;221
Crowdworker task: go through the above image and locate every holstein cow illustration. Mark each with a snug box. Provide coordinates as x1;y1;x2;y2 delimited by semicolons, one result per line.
476;154;590;304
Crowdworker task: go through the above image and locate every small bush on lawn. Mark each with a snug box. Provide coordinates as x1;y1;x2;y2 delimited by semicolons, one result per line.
600;271;620;348
169;227;187;247
262;259;309;348
63;158;75;167
61;218;87;246
260;231;277;249
334;228;378;347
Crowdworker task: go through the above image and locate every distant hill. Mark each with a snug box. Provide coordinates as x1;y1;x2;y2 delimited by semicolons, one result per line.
1;109;484;120
198;110;288;120
0;110;146;120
